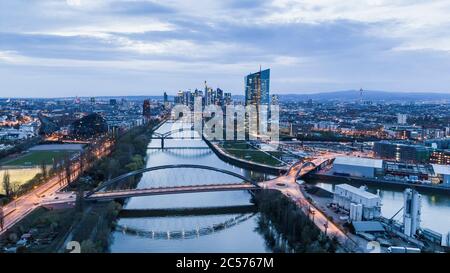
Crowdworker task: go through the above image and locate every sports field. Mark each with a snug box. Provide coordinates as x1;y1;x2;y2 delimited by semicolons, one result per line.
0;167;42;195
3;150;77;167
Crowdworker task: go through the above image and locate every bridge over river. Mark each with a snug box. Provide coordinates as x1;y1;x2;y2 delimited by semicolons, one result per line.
4;120;354;250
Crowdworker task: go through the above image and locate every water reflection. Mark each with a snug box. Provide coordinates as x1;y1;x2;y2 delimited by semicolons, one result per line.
313;182;450;235
110;121;271;252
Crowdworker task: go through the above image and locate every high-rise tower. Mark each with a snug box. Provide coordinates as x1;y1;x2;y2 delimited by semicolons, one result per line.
245;68;270;137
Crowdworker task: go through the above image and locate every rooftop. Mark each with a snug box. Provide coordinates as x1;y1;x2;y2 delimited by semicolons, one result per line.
432;164;450;175
334;156;383;169
352;221;385;233
335;183;380;200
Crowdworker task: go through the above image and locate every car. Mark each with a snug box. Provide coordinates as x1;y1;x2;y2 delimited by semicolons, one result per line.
3;247;17;253
16;238;28;247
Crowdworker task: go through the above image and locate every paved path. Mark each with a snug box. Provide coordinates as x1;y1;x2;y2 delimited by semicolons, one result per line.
259;154;356;249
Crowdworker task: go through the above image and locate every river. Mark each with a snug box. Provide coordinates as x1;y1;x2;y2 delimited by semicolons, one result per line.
313;183;450;236
110;121;450;252
110;121;272;253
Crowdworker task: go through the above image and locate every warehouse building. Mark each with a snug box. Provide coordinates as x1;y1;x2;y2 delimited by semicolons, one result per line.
333;184;382;221
432;164;450;186
332;156;383;178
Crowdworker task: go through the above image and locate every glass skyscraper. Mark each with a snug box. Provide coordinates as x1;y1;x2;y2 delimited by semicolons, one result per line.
245;68;270;138
245;68;270;106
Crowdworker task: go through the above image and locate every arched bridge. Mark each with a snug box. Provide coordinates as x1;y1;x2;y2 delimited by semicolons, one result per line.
151;126;201;149
85;164;259;201
284;160;317;180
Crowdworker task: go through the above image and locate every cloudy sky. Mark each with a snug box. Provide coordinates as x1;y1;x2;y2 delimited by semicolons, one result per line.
1;0;450;97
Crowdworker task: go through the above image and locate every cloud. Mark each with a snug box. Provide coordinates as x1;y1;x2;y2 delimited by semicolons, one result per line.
66;0;82;7
1;0;450;96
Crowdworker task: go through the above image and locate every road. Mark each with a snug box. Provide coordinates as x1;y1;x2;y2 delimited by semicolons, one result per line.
259;153;356;249
0;140;112;236
1;145;354;251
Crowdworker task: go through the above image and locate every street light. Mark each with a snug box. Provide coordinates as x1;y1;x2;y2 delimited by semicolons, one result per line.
324;220;329;235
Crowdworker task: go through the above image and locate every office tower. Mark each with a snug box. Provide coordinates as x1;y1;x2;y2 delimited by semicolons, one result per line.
245;68;270;106
175;90;184;105
163;92;168;107
216;88;224;106
403;188;421;237
224;93;232;105
245;68;270;136
204;81;211;106
143;100;151;118
183;91;192;107
397;113;407;124
207;87;214;106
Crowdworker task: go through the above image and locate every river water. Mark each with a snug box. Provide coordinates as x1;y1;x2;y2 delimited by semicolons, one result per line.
110;121;450;252
110;121;272;253
314;183;450;236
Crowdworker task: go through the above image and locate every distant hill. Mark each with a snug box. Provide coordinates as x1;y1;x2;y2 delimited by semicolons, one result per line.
277;90;450;102
2;90;450;102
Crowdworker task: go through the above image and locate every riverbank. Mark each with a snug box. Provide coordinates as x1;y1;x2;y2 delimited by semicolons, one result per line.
203;138;287;176
253;189;340;253
308;173;450;195
0;120;160;253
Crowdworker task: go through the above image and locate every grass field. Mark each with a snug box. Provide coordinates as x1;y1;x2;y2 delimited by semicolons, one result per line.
3;150;76;167
219;141;286;166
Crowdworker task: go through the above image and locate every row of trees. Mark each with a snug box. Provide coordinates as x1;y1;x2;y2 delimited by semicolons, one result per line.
66;122;158;253
254;189;339;253
71;122;156;193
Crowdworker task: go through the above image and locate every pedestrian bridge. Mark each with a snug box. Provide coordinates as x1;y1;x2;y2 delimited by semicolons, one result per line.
84;164;260;201
81;158;327;200
151;126;201;149
87;183;259;201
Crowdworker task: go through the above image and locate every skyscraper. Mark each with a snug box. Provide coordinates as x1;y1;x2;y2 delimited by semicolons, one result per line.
175;90;184;105
245;68;270;106
216;88;224;106
143;99;151;118
224;92;232;105
245;68;270;136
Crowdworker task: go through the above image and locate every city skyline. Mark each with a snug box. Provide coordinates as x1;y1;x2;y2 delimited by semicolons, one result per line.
2;1;450;97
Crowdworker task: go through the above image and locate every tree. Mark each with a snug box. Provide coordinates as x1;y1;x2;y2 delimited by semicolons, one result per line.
75;177;88;212
40;160;47;179
0;206;4;230
51;157;58;175
64;155;72;185
2;171;12;197
79;151;85;174
80;239;99;253
106;159;119;180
